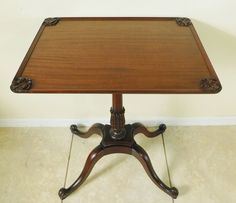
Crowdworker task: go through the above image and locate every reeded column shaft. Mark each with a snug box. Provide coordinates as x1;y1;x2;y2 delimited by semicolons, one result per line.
110;93;125;139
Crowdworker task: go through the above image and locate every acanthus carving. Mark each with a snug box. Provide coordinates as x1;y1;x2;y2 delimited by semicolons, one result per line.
200;78;222;93
10;77;32;93
176;17;192;26
110;107;125;139
43;17;60;26
110;107;125;130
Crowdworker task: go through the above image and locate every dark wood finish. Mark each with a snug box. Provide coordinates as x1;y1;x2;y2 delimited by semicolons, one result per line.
132;123;166;137
10;77;32;93
59;144;104;200
11;17;221;94
70;123;104;138
11;17;222;200
110;93;126;140
200;78;222;92
112;93;123;111
176;17;192;26
59;119;178;200
59;93;178;200
43;17;60;26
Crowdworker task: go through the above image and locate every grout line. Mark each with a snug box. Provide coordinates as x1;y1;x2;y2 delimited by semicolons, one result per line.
61;133;74;203
161;133;174;203
171;195;174;203
64;133;74;187
162;133;173;187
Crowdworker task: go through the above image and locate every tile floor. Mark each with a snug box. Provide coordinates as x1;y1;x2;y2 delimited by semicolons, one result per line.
0;126;236;203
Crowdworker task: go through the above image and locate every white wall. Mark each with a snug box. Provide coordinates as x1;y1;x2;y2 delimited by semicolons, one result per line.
0;0;236;122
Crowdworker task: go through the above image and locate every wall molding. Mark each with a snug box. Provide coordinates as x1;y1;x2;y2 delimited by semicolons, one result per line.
0;117;236;127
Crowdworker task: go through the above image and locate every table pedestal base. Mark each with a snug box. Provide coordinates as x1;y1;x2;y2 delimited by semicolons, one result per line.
58;123;178;200
58;94;178;200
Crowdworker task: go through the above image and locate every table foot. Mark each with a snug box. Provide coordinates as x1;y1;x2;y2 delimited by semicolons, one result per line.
59;145;104;200
70;123;104;138
132;123;166;137
58;188;67;200
59;123;178;200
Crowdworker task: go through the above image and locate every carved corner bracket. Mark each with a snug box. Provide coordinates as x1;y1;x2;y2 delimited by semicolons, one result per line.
200;78;222;93
176;17;192;26
10;77;32;93
43;17;60;26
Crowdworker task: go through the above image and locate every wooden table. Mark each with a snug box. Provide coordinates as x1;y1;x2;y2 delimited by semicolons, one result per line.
11;17;222;200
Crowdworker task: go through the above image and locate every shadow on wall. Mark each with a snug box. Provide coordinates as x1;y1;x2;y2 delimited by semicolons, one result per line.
163;19;236;117
192;19;236;69
194;19;236;102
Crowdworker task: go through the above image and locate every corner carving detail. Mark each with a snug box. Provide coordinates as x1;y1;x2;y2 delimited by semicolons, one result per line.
10;77;32;93
200;78;222;93
176;18;192;26
43;17;60;26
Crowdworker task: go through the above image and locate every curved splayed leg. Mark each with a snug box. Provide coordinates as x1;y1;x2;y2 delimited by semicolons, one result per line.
132;123;166;137
131;143;178;199
58;144;104;200
70;123;104;138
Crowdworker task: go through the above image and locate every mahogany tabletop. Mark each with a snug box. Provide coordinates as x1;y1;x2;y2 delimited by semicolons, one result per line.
11;17;222;94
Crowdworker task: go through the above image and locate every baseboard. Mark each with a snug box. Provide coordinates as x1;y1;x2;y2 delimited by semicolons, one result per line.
0;117;236;127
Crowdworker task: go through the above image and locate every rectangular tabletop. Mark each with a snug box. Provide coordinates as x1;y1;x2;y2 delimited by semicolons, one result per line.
11;17;222;94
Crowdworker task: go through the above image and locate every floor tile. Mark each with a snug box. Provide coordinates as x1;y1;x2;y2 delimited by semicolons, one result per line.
64;127;172;203
164;126;236;203
0;128;71;203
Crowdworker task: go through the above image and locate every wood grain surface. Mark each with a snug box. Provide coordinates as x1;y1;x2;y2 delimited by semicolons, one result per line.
11;17;221;94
